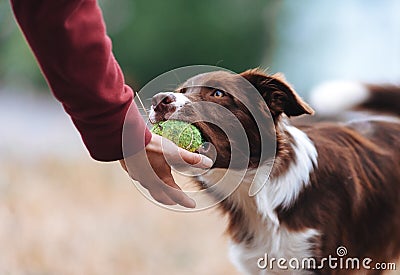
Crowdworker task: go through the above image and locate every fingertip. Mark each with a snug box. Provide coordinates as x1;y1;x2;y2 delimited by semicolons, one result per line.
199;155;213;168
179;148;214;168
164;186;196;208
183;197;196;208
150;191;177;206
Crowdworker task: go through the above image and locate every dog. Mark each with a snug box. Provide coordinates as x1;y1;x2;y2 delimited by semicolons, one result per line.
149;69;400;274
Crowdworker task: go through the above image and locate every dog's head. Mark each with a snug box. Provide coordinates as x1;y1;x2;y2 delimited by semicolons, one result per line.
149;69;313;169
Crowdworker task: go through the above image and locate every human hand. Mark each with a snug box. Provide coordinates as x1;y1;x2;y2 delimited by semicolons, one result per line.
120;134;213;208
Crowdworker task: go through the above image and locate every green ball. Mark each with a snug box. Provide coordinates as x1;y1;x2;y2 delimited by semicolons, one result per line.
151;120;204;152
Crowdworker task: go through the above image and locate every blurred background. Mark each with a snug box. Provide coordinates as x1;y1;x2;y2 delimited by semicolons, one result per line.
0;0;399;274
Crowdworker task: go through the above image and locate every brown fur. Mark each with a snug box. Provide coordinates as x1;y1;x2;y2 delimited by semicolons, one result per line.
279;122;400;272
358;84;400;116
151;69;400;274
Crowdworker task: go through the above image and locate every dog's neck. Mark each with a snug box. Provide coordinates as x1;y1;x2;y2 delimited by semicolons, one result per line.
258;119;318;217
200;119;318;245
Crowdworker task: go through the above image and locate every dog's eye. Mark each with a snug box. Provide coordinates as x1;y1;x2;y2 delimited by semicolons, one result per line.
212;90;225;98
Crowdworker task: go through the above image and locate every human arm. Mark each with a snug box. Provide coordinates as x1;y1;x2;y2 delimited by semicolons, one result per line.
11;0;149;161
10;0;212;208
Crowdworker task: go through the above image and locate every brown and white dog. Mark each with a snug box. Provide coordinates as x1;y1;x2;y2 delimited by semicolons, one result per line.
149;69;400;274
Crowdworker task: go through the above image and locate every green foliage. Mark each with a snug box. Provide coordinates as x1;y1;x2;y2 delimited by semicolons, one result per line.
0;1;47;89
107;0;274;89
1;0;277;91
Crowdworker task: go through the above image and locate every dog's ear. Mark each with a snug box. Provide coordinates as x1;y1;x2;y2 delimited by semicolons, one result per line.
240;69;314;118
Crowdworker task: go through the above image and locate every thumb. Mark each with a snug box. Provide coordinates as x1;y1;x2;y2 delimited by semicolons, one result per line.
177;147;213;168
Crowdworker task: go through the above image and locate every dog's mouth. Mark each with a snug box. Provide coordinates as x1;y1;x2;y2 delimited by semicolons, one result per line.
150;117;214;156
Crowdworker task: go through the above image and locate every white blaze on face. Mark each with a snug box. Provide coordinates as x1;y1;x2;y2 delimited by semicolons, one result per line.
149;92;191;122
174;92;191;107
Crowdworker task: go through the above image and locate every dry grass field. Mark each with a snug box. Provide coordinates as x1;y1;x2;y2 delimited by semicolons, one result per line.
0;156;238;275
2;159;398;275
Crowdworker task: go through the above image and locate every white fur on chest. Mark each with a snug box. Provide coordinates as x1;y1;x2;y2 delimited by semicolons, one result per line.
255;124;318;224
201;172;319;275
201;124;319;274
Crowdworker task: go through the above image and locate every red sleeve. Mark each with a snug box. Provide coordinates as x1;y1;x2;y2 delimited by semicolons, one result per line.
10;0;152;161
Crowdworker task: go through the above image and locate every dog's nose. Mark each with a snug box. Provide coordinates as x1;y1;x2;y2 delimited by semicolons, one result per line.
152;92;176;111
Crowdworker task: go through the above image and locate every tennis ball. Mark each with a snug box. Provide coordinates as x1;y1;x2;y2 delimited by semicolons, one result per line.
151;120;204;152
